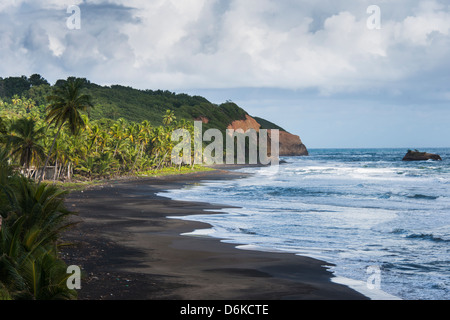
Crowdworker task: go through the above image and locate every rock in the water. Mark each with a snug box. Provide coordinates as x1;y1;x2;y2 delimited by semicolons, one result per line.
402;150;442;161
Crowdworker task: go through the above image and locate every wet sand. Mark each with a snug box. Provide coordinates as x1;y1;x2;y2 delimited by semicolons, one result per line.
61;168;368;300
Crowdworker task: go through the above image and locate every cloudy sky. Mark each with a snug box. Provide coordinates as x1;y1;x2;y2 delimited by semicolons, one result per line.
1;0;449;148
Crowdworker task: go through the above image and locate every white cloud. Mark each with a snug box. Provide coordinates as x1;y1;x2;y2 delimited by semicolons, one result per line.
48;35;65;57
394;11;450;45
2;0;449;147
0;0;449;97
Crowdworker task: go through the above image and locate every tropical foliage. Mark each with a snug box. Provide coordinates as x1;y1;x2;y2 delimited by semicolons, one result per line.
0;75;209;300
0;74;280;300
1;80;211;182
0;75;260;182
0;149;77;300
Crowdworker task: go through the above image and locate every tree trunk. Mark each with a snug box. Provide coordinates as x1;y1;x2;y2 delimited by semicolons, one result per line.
114;141;120;157
156;152;168;171
131;143;144;173
38;123;64;185
67;162;72;181
53;159;58;182
153;151;159;168
22;164;28;178
58;161;64;180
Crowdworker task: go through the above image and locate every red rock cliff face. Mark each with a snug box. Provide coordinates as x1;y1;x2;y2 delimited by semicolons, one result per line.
227;115;308;156
227;114;261;132
275;131;308;156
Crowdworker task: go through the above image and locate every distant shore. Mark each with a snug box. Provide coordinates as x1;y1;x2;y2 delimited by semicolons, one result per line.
60;167;368;300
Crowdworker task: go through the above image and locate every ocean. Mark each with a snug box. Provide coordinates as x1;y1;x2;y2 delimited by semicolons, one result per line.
162;148;450;300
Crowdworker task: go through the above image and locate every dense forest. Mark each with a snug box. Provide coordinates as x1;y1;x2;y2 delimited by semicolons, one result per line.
0;74;250;130
1;74;280;181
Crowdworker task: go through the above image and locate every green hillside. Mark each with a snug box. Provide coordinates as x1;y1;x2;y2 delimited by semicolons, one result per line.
0;74;293;182
253;116;286;132
0;75;253;131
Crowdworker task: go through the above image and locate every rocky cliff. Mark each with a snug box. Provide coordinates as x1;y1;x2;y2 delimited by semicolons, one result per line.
276;130;309;156
227;115;308;156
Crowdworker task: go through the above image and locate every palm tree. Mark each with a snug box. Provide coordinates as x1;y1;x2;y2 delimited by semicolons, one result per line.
0;178;77;300
23;99;35;114
0;115;8;138
150;126;165;168
162;109;176;126
131;120;151;172
38;78;93;184
151;125;175;170
6;118;46;178
88;123;101;153
0;145;18;221
110;118;126;157
11;95;22;106
58;134;81;181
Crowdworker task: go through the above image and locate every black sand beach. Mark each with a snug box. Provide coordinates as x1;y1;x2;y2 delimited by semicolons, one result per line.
60;168;368;300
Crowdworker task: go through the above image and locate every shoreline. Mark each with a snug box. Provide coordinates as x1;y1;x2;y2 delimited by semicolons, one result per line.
61;167;369;300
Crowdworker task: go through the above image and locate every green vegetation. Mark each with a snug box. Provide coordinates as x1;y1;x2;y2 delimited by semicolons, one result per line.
38;78;94;184
5;118;46;178
1;74;283;183
2;74;250;300
58;78;248;131
1;73;290;300
1;75;224;183
0;75;249;131
0;153;77;299
253;116;286;132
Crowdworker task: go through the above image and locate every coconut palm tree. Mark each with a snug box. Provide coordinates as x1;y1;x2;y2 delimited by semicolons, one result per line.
131;120;151;172
11;95;22;106
150;126;165;168
162;109;176;126
110;118;126;157
23;99;35;114
6;118;46;178
87;123;101;153
152;125;175;170
38;78;93;184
